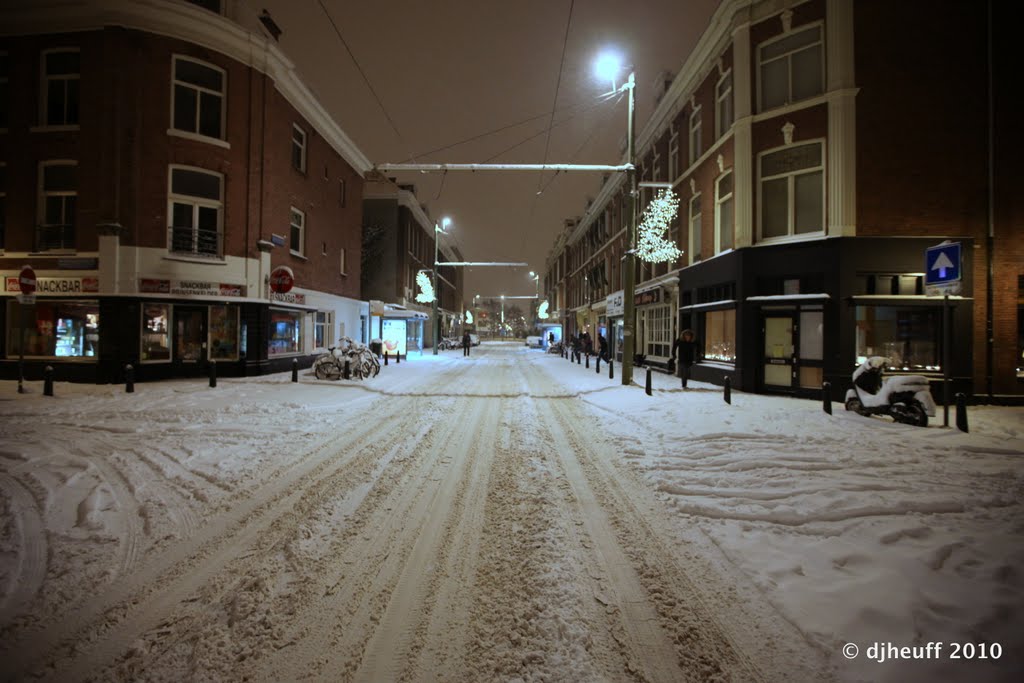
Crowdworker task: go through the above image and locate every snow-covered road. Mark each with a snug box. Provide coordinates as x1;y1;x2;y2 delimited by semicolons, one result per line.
1;342;1021;682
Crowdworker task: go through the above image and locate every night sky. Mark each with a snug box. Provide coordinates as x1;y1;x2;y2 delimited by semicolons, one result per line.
249;0;721;301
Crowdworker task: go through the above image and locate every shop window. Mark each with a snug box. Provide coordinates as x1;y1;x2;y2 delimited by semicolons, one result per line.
292;124;307;173
290;207;305;256
0;51;8;129
41;48;79;126
643;305;672;358
689;193;702;264
38;161;77;251
171;55;225;140
269;308;303;356
688;106;702;166
715;171;734;253
758;23;823;111
209;304;239;360
759;142;824;239
855;306;941;371
7;300;98;358
141;303;171;361
168;166;222;257
716;70;733;139
703;308;736;363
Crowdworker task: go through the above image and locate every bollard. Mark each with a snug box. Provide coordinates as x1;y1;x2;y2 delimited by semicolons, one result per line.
343;359;351;380
291;358;298;382
585;353;590;369
385;351;389;365
645;367;652;396
44;365;54;397
577;352;581;365
955;392;969;433
723;376;731;404
396;352;400;364
822;381;832;415
609;360;614;380
125;364;135;393
209;360;217;388
596;356;601;373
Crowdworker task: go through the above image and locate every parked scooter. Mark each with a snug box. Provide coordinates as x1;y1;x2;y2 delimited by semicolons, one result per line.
845;356;936;427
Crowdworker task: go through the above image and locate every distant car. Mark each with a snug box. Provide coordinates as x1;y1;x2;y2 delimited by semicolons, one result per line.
469;334;480;346
525;335;543;348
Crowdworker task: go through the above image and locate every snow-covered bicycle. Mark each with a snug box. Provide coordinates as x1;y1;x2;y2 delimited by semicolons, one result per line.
312;337;380;380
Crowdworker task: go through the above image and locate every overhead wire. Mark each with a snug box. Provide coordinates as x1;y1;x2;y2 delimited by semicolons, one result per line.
535;0;575;195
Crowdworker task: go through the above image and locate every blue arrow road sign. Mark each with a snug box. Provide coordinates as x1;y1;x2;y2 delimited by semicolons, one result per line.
925;242;961;285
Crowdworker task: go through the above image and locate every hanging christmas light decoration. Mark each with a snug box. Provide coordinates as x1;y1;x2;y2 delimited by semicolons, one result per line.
465;309;474;324
636;188;683;263
415;271;435;303
538;300;550;320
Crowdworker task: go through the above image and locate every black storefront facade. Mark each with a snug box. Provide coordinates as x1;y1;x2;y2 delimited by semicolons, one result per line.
678;236;975;401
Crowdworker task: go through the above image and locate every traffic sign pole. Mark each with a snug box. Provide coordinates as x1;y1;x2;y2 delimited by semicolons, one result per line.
16;265;36;395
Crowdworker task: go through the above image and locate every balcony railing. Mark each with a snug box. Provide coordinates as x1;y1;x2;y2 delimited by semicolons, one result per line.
35;223;76;251
168;225;221;258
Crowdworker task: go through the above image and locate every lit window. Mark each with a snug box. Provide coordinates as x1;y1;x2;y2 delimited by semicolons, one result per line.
716;70;733;138
759;142;824;239
168;166;223;257
172;56;225;139
38;161;77;251
759;24;823;111
292;124;306;173
715;171;734;253
703;308;736;363
688;106;702;166
7;300;99;358
855;306;941;371
290;207;305;256
314;311;329;349
688;193;702;264
41;48;80;126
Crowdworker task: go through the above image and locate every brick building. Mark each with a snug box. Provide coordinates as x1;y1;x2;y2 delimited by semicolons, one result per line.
545;0;1019;401
362;180;465;357
0;0;371;383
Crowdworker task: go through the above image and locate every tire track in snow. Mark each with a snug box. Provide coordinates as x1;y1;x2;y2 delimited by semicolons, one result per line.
0;473;47;627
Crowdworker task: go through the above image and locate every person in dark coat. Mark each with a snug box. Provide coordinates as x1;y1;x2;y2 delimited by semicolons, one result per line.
672;328;698;388
582;331;593;357
462;331;471;357
598;334;608;362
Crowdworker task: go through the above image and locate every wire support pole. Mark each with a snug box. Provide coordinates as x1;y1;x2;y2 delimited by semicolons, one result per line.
621;71;637;386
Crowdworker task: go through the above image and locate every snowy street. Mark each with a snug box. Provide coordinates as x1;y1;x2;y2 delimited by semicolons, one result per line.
0;342;1021;682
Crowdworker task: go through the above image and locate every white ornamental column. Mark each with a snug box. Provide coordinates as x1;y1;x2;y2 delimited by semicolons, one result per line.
827;0;858;237
732;19;754;248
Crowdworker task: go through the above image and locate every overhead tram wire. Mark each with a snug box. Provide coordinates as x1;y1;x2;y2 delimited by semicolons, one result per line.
317;0;417;163
536;0;575;196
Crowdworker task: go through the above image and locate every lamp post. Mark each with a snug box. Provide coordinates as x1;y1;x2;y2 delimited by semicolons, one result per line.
432;217;450;355
529;271;540;326
500;295;505;337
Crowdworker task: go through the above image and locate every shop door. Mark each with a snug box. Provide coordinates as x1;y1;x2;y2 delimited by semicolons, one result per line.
763;315;795;387
174;306;207;367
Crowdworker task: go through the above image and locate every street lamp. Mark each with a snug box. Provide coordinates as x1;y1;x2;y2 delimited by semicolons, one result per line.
500;295;505;337
528;271;540;324
432;216;450;355
595;52;636;386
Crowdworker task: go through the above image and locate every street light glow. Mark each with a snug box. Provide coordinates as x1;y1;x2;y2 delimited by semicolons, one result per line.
594;51;623;84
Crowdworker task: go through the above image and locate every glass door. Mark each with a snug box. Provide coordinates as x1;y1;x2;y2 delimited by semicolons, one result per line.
174;306;207;365
763;314;795;387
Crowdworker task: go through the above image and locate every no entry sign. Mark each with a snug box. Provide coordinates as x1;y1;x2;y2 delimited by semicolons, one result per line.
269;266;294;294
18;265;37;294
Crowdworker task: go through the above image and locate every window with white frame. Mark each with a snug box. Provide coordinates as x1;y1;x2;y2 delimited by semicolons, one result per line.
171;55;225;139
38;161;77;251
0;52;9;129
42;49;80;126
759;141;824;239
292;124;307;173
688;193;702;264
716;70;733;138
314;311;330;349
643;304;672;358
688;106;702;166
759;24;823;111
168;166;222;257
715;171;734;253
340;247;347;275
290;207;305;256
668;128;679;182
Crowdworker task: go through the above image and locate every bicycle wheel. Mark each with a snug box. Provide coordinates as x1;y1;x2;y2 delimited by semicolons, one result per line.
314;360;341;380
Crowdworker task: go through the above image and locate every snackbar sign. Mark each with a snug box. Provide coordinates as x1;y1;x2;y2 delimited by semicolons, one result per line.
6;275;99;293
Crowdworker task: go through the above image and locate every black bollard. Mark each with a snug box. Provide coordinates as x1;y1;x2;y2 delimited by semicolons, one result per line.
585;354;590;369
125;364;135;393
577;352;581;365
822;381;832;414
723;376;731;404
209;360;217;388
385;351;389;365
44;365;54;397
955;392;969;433
292;358;298;382
396;352;400;364
645;367;652;396
343;359;351;380
609;360;614;380
596;356;601;373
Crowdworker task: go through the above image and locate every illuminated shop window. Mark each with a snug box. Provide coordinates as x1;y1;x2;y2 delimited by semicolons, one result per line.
6;300;98;358
269;308;303;356
141;303;170;361
703;308;736;363
855;306;941;371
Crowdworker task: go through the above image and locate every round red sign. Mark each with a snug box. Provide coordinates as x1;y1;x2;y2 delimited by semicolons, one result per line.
19;265;37;294
269;266;294;294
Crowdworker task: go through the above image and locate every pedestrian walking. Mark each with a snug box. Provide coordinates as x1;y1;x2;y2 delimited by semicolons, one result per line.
673;329;698;388
598;333;608;362
462;331;471;357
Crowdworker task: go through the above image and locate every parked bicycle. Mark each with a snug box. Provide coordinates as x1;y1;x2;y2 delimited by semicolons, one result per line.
312;337;380;380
